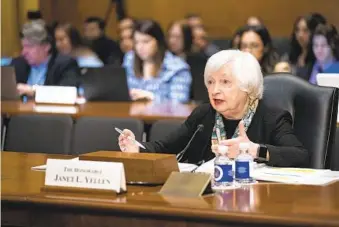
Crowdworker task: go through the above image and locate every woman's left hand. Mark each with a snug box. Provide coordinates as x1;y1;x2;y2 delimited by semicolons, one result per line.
219;121;259;159
130;89;154;101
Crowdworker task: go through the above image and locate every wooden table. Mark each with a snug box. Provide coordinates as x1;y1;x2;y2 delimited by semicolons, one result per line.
2;152;339;227
1;101;196;123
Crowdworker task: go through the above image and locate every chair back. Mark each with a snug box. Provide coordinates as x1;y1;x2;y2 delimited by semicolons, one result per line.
264;74;338;169
72;117;144;154
5;114;73;154
149;120;183;142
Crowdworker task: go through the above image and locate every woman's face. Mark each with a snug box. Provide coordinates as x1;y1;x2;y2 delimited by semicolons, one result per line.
295;19;310;48
313;35;333;63
134;31;158;61
55;28;72;55
168;24;184;55
206;64;248;117
240;31;264;62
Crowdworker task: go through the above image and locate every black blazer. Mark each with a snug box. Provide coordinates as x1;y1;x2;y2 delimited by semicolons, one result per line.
11;53;81;87
143;101;309;167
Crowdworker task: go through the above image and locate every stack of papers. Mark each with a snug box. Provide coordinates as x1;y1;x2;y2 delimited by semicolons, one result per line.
252;167;339;186
178;161;339;186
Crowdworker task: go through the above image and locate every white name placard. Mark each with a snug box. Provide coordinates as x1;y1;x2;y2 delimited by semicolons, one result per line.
45;159;126;193
35;86;77;105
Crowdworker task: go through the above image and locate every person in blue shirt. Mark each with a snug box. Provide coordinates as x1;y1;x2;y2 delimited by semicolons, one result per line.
123;20;192;103
54;23;103;68
1;57;12;66
11;20;80;97
309;24;339;84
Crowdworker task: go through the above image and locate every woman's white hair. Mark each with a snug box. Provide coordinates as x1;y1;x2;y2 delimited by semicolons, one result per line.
204;50;264;100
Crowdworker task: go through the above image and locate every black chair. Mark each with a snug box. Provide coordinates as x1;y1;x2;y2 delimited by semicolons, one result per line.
211;38;232;50
187;54;209;102
149;120;183;141
333;127;339;170
4;115;73;154
71;117;144;155
263;73;339;169
272;37;290;56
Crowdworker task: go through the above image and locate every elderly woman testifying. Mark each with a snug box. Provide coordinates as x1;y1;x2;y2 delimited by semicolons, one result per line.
118;50;309;167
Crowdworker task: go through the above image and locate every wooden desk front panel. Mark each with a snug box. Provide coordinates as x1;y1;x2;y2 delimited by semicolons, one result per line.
2;152;339;227
1;101;196;123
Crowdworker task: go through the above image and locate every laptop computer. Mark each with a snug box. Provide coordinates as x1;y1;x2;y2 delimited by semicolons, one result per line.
80;66;131;102
1;66;20;100
317;73;339;88
317;73;339;123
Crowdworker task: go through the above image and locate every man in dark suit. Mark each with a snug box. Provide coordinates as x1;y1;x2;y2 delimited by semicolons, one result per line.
12;20;80;97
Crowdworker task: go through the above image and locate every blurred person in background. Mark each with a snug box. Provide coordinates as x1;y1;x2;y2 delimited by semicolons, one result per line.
120;28;134;54
83;17;123;65
11;20;80;97
167;20;208;99
118;17;135;54
55;23;103;68
308;24;339;84
123;20;192;103
239;25;280;74
167;20;195;59
230;27;245;49
246;16;264;26
185;14;203;29
193;26;220;58
288;13;327;77
119;17;134;31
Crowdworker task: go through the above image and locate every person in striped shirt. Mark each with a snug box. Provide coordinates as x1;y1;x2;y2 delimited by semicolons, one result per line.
123;20;192;103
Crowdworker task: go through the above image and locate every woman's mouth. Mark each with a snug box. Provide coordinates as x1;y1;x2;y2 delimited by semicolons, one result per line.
213;98;224;105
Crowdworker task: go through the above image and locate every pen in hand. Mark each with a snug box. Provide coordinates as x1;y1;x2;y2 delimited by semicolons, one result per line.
115;127;146;149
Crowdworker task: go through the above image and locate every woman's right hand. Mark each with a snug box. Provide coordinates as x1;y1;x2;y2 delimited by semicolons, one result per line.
118;129;140;153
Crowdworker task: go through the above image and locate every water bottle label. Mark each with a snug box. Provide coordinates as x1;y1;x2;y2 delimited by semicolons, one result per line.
235;161;250;179
214;164;233;183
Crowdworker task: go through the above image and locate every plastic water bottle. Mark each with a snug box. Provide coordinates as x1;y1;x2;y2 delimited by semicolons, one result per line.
77;86;86;104
235;142;255;184
213;145;234;191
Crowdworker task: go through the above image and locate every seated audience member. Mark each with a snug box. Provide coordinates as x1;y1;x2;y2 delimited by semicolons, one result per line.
239;25;280;74
246;16;264;26
118;50;308;167
120;28;134;54
119;17;134;32
193;26;220;58
11;20;80;97
123;20;192;103
167;20;208;99
55;23;103;68
231;27;245;49
83;17;123;65
185;14;203;29
309;24;339;84
288;13;327;78
274;57;294;74
167;20;194;59
167;20;207;62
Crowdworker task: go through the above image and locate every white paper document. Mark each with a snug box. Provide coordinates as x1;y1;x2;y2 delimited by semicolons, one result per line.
179;160;339;186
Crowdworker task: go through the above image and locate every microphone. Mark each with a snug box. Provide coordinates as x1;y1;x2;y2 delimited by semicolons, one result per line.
176;124;204;162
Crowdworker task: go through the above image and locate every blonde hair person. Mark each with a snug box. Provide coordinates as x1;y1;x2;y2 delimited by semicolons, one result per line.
118;50;308;167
